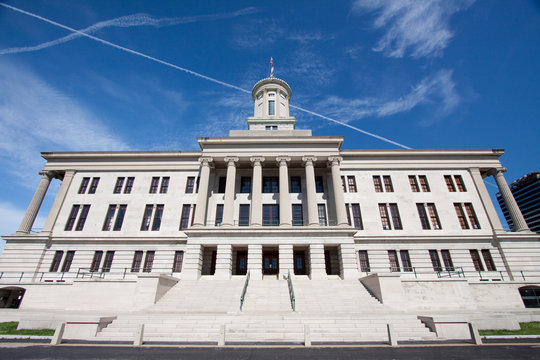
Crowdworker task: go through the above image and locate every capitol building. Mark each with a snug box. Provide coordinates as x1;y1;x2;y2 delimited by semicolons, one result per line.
0;75;539;344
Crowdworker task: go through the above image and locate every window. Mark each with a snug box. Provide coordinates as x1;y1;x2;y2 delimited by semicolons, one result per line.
379;204;391;230
345;204;351;226
445;175;467;192
102;251;115;272
470;250;484;271
429;250;442;272
78;178;90;194
239;204;250;226
90;251;103;272
159;177;170;194
341;176;347;192
441;250;454;271
149;176;170;194
263;177;279;193
400;250;412;272
268;100;275;115
215;204;224;226
61;251;75;272
481;249;496;271
347;176;357;192
180;204;192;230
388;250;400;272
379;203;402;230
292;204;303;226
464;203;480;229
383;176;394;192
419;176;430;192
218;177;226;193
454;203;469;229
114;205;127;231
173;251;184;272
351;204;363;230
417;203;441;230
102;205;127;231
131;251;143;272
519;287;540;308
318;204;327;226
185;177;195;193
49;251;63;272
263;204;279;226
290;176;301;193
359;250;370;272
114;177;124;194
124;177;134;194
373;176;383;192
88;178;100;194
75;205;90;231
315;176;324;193
149;177;160;193
141;204;164;231
455;175;467;192
265;125;278;130
426;203;441;229
409;176;420;192
143;251;155;272
65;205;80;231
240;177;252;193
454;203;480;229
410;175;430;192
444;175;456;192
389;204;402;230
417;204;430;230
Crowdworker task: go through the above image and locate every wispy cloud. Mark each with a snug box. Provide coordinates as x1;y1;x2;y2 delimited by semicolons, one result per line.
0;61;130;185
0;8;259;55
286;48;337;86
352;0;475;58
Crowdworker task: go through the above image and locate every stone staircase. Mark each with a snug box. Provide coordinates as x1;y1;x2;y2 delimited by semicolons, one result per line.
240;279;292;313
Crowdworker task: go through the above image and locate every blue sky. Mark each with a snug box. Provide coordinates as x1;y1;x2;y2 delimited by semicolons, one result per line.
0;0;539;251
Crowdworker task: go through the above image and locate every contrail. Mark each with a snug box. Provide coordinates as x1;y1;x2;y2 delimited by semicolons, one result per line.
0;2;411;149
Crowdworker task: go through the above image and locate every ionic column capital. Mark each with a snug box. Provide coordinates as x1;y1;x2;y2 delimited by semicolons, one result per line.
38;170;56;180
224;156;239;166
250;156;265;166
302;156;317;166
199;156;213;166
276;156;291;166
327;156;343;167
487;167;507;177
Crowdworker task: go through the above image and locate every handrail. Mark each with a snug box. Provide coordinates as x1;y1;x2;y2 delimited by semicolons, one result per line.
287;270;295;312
239;271;250;311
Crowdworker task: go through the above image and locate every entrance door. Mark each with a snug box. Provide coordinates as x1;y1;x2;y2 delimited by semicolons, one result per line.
236;251;248;275
294;250;307;275
263;251;279;275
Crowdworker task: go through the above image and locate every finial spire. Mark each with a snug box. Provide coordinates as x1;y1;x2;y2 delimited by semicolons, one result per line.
270;57;274;77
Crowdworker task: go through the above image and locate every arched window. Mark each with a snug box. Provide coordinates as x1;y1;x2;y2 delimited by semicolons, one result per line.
0;287;26;309
519;286;540;308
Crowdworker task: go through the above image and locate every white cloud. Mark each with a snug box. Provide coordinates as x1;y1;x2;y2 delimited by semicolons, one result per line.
353;0;475;58
0;201;47;254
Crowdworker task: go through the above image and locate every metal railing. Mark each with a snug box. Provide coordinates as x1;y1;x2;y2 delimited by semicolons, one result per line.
76;267;177;280
239;271;250;311
287;270;295;312
357;267;540;281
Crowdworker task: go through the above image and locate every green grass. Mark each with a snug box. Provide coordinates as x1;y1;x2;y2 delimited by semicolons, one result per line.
479;322;540;336
0;322;55;336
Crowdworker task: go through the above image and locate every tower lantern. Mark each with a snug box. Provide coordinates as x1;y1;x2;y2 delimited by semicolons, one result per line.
248;76;295;131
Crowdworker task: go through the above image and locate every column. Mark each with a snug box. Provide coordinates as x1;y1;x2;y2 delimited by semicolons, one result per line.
339;244;359;280
469;168;504;232
193;157;213;227
250;157;265;226
328;156;348;226
17;171;54;234
248;244;262;280
277;156;291;226
309;244;326;279
279;244;294;278
42;170;76;234
214;244;232;279
222;156;239;227
303;156;319;226
490;168;530;232
182;244;203;280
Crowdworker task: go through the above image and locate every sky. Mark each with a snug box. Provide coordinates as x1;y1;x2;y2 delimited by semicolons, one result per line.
0;0;539;252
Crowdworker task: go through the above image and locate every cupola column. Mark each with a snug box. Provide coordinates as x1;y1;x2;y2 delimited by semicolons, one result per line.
222;157;239;227
277;156;292;226
303;156;319;226
328;156;348;226
489;168;530;232
250;157;265;226
17;171;54;234
193;157;213;227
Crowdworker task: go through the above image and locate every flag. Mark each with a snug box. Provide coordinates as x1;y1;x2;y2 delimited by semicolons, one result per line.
270;57;274;76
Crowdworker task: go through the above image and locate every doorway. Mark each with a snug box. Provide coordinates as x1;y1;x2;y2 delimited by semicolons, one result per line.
201;246;217;275
262;249;279;275
235;250;248;275
293;249;308;275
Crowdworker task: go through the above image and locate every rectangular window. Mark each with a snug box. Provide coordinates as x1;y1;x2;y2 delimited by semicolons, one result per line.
444;175;456;192
481;249;496;271
454;203;469;229
429;250;442;272
290;176;301;193
141;205;153;231
417;203;442;230
347;176;357;192
240;177;252;193
400;250;412;272
345;204;351;226
441;250;455;271
102;251;115;272
65;205;80;231
75;205;90;231
149;177;160;193
409;176;420;192
268;100;275;115
351;204;363;230
317;204;327;226
383;176;394;192
196;177;200;193
239;204;250;226
341;176;347;193
113;205;127;231
143;251;155;272
417;203;430;230
180;204;191;230
388;250;400;272
263;204;279;226
389;203;402;230
426;203;442;230
464;203;480;229
90;251;103;272
218;176;226;193
215;204;224;226
131;251;143;272
61;251;75;272
315;176;324;193
419;175;430;192
78;177;90;194
124;177;134;194
470;250;484;271
379;204;391;230
359;250;370;272
114;177;124;194
49;251;64;272
159;177;170;194
191;205;196;226
185;176;195;193
88;177;100;194
151;205;164;231
373;176;383;192
263;177;279;193
173;251;184;272
102;205;117;231
292;204;303;226
455;175;467;192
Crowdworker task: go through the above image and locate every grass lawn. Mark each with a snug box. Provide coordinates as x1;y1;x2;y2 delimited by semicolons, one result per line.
0;322;55;336
479;322;540;336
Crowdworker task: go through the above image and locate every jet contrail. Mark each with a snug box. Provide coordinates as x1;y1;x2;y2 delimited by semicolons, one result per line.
0;2;411;149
